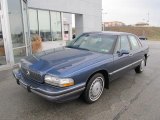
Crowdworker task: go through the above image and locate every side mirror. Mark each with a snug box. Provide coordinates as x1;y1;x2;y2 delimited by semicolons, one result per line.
117;50;129;56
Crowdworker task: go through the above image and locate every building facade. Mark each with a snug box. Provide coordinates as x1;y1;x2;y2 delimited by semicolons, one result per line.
104;21;125;27
135;22;149;27
0;0;102;69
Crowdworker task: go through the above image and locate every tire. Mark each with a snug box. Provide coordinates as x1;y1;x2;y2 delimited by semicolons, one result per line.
83;73;105;104
135;58;146;73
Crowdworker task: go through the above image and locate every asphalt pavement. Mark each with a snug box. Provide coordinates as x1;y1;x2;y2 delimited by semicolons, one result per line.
0;41;160;120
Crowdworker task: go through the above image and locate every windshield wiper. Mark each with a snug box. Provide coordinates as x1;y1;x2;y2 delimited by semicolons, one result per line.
66;46;79;49
76;47;90;51
66;46;90;51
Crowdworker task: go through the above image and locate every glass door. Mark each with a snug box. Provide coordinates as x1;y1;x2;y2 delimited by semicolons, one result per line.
0;12;7;66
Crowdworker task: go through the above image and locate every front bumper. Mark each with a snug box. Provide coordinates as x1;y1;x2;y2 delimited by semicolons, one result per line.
13;69;85;102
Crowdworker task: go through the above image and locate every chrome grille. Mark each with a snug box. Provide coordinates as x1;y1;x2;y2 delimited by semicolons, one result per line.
21;67;42;82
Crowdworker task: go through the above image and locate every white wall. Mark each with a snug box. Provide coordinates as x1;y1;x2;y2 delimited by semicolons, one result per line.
28;0;102;35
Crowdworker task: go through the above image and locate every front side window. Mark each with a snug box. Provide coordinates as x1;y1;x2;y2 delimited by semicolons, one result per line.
128;35;140;50
120;36;130;51
67;34;117;53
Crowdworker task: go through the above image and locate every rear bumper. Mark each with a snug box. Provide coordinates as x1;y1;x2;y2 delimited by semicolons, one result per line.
13;69;85;102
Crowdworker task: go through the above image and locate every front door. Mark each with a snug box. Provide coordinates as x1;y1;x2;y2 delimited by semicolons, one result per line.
110;35;132;80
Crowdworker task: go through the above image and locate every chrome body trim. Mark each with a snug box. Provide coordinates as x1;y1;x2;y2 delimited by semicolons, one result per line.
109;59;142;75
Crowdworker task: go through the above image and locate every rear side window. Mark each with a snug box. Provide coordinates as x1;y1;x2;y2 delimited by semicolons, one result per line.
120;36;130;51
128;35;140;50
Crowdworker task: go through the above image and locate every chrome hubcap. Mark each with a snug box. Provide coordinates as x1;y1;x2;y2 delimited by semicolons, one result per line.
140;60;145;71
89;77;104;101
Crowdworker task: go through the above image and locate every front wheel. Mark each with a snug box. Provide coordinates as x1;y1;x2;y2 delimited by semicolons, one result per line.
83;73;105;104
135;59;145;73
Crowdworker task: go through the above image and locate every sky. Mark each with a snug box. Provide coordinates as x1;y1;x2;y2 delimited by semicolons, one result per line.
102;0;160;26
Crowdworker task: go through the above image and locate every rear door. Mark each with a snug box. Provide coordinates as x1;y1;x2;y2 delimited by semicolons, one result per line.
110;35;132;80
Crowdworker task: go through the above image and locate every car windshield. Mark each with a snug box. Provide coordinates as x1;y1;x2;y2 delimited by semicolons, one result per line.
67;34;117;53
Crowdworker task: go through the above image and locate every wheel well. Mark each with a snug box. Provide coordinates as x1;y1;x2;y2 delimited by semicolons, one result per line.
87;70;109;89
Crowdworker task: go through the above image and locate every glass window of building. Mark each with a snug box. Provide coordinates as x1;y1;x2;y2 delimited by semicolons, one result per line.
0;18;6;65
29;9;42;53
29;9;38;40
7;0;25;48
7;0;26;63
38;10;51;42
50;12;62;40
13;47;26;63
28;9;64;53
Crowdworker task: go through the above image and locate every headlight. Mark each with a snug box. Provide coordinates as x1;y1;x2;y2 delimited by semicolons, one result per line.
44;75;74;87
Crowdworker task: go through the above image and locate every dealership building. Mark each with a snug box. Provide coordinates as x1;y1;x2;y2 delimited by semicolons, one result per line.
0;0;102;69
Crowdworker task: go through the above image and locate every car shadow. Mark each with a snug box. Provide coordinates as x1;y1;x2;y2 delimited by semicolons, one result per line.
15;70;139;120
1;68;153;120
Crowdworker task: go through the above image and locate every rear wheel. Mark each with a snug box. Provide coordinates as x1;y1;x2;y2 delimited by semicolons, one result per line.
83;73;105;104
135;58;145;73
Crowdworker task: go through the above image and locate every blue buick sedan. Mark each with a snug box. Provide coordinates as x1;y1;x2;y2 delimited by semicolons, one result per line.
13;32;149;103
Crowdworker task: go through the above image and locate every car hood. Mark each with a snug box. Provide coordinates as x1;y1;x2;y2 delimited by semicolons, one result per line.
21;48;112;77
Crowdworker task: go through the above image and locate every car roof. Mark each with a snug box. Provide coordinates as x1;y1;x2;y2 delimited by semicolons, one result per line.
83;31;134;36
